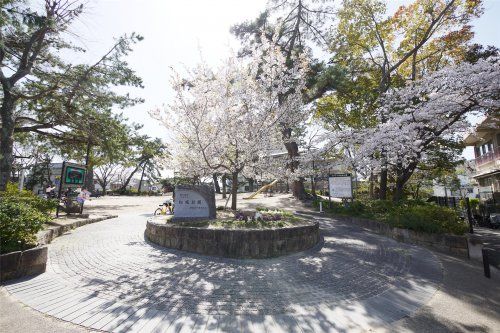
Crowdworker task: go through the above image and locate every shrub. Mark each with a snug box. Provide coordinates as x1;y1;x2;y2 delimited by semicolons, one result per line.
459;198;480;212
313;196;467;235
386;205;468;235
2;183;57;214
0;184;56;254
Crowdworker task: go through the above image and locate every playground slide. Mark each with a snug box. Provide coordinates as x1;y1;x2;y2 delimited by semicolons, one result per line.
244;179;278;199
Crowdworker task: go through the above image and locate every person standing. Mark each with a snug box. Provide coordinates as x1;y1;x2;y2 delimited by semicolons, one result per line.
77;187;91;214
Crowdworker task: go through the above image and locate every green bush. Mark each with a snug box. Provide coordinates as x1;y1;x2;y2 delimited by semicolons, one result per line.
0;184;56;254
387;205;468;235
459;198;480;212
313;197;467;235
2;183;57;214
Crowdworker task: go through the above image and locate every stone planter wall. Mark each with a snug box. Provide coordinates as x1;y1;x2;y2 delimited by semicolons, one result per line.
0;246;47;282
145;220;320;259
344;215;469;258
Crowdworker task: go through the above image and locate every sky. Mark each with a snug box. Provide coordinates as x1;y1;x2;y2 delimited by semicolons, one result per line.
64;0;500;159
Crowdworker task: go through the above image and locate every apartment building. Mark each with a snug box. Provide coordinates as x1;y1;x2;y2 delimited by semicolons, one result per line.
464;115;500;201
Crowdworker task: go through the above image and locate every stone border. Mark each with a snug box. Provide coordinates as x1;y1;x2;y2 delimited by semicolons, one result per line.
37;215;118;246
0;215;118;283
297;211;469;258
145;219;320;259
0;246;47;282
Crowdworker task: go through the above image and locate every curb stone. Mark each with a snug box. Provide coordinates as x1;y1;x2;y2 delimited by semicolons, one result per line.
37;215;118;246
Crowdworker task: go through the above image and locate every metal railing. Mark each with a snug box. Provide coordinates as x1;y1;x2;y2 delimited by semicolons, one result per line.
475;147;500;166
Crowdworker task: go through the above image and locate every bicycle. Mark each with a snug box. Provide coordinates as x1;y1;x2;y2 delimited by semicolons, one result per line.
154;200;173;215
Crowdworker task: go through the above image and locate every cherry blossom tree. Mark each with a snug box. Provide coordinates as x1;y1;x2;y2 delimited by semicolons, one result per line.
154;36;308;210
324;57;500;201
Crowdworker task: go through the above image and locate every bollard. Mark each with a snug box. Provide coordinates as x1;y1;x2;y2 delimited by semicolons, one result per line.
482;248;491;278
319;201;323;213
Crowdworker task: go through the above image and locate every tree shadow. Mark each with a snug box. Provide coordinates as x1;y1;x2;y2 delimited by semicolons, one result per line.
12;211;499;332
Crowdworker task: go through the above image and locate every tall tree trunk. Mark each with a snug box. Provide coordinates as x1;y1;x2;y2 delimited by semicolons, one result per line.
231;172;238;210
310;175;316;196
293;179;306;198
85;165;95;192
380;168;388;200
369;171;374;199
394;178;405;202
84;140;95;192
222;174;227;199
119;163;142;193
213;173;221;193
248;178;254;192
393;163;418;202
138;166;146;194
282;127;307;199
0;94;16;190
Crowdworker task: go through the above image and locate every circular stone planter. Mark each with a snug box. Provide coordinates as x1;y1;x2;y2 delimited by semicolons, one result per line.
145;218;320;259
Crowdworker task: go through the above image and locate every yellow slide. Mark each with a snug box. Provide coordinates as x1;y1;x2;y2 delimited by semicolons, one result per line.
244;179;278;199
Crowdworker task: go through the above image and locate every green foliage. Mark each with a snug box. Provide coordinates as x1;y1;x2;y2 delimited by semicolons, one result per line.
459;198;480;212
1;0;145;189
2;183;57;214
313;198;467;235
0;184;56;254
387;205;467;235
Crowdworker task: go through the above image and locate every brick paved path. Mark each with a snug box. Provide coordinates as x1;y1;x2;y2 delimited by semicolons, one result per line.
5;212;442;332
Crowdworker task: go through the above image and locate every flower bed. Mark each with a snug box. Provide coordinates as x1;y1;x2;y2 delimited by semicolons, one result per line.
176;208;306;229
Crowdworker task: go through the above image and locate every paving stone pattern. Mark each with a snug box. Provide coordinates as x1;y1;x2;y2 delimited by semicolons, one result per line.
5;213;442;332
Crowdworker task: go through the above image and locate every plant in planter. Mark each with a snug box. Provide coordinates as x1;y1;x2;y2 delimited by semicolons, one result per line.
0;184;57;254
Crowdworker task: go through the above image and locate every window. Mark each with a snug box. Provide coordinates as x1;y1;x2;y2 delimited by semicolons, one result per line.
487;140;493;153
478;140;494;156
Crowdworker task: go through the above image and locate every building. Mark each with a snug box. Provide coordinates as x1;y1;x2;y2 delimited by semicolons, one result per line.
464;115;500;201
432;168;478;200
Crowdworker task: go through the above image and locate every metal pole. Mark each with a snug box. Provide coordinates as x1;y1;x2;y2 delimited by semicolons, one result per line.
328;172;332;208
482;248;490;278
55;161;66;218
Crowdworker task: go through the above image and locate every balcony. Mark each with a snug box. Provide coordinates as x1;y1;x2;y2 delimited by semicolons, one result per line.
474;147;500;167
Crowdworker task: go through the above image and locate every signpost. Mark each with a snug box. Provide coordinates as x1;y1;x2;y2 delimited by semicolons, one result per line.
55;162;87;217
328;174;353;206
173;184;216;221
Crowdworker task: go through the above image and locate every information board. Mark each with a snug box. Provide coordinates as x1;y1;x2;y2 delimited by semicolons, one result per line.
64;165;86;185
328;174;353;198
